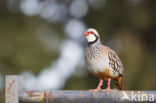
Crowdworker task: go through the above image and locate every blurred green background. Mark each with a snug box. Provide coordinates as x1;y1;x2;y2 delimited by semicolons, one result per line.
0;0;156;102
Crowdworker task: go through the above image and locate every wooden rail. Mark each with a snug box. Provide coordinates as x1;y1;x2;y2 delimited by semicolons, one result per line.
6;75;156;103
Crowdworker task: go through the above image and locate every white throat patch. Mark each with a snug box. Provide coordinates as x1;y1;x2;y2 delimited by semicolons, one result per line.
86;34;96;42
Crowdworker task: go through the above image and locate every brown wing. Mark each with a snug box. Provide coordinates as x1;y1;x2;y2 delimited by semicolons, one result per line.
108;49;123;76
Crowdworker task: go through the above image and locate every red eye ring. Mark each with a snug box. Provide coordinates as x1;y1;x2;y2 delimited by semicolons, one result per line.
83;30;95;36
89;31;95;34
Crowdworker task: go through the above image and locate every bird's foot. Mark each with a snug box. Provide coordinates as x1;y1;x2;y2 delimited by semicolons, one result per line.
106;78;111;95
89;79;103;92
102;88;111;95
89;87;101;92
106;87;111;95
89;88;101;96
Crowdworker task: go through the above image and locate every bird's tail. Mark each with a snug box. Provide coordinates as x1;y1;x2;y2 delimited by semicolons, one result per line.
114;76;125;90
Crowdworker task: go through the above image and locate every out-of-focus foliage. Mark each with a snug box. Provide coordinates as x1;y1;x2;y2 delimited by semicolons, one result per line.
0;0;156;103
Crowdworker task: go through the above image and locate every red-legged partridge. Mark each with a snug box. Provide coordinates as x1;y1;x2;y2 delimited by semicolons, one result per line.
83;28;125;94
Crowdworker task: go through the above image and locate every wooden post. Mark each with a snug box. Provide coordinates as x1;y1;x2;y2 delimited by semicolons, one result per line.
5;75;22;103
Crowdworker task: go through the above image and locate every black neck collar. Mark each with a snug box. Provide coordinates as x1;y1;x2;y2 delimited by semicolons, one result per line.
88;34;99;46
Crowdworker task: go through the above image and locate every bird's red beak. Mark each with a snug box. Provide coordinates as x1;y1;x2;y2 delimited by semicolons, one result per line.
83;32;89;36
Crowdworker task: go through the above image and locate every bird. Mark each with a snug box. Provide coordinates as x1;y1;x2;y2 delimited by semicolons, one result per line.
83;28;125;94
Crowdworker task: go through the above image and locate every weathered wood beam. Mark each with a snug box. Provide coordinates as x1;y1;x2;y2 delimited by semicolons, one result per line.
6;75;156;103
18;90;156;103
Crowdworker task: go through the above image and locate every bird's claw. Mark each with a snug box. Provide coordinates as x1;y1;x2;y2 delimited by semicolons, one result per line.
106;88;110;95
102;88;111;95
89;88;101;92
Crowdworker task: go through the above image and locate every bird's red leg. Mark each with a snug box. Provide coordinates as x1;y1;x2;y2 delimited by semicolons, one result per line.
90;79;103;92
106;79;111;94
